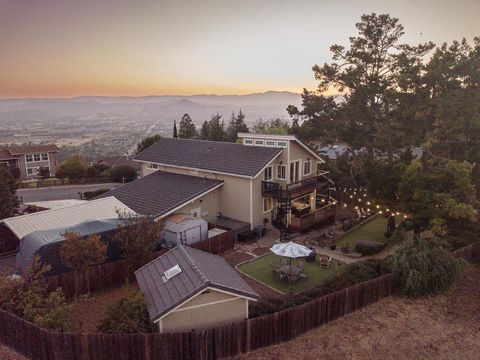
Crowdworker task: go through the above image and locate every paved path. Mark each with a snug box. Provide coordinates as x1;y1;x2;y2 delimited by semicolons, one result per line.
18;183;121;202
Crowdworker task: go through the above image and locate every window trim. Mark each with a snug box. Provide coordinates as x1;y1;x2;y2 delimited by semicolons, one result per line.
244;139;254;145
303;160;312;176
276;164;287;180
147;163;159;169
264;166;273;181
276;141;288;148
254;140;265;146
265;140;276;147
26;154;33;163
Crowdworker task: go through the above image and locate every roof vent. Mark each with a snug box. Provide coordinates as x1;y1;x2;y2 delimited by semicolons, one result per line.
162;264;182;282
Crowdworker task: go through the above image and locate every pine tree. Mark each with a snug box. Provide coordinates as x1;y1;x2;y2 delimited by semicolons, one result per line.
178;113;198;139
200;121;209;140
207;113;225;141
173;120;178;138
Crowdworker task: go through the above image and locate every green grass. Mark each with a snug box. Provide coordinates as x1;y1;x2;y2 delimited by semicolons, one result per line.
336;215;402;248
238;253;345;293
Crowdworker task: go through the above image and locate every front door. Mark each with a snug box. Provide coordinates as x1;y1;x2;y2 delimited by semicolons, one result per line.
289;160;300;183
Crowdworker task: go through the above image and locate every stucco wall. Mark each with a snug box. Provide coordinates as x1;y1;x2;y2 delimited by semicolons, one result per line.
173;188;221;224
159;289;248;333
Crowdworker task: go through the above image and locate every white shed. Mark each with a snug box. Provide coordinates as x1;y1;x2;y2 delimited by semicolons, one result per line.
162;214;208;246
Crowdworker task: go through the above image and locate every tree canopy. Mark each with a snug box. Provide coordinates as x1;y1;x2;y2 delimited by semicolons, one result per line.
135;134;162;154
178;113;198;139
0;167;18;220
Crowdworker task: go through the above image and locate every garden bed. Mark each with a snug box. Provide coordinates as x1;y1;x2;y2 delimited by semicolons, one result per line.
238;253;345;293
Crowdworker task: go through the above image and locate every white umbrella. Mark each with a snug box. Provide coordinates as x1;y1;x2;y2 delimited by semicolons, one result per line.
270;241;312;258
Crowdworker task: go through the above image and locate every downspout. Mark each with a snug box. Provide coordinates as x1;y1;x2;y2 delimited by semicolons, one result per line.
249;178;253;230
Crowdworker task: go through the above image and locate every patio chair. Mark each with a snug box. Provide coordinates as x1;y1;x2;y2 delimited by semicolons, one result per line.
272;268;281;280
280;258;289;266
319;254;332;269
297;261;305;272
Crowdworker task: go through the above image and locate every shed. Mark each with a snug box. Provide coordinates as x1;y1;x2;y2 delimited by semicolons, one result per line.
135;245;258;333
161;214;208;246
16;219;123;275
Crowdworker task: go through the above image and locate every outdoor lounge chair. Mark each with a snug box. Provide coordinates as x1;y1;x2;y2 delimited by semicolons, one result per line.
319;254;332;269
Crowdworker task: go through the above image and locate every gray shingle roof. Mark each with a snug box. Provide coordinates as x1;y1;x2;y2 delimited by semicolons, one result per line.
135;245;258;321
134;138;282;177
97;171;223;217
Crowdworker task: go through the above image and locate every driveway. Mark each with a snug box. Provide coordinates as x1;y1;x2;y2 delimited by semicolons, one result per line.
17;183;121;202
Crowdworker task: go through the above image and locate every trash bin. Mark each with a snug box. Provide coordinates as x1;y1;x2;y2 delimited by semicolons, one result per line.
255;226;266;237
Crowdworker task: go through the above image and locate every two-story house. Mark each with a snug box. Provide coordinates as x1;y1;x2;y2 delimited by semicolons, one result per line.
0;144;59;180
98;134;336;239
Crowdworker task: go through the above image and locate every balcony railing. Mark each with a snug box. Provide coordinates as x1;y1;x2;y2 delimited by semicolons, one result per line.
262;174;333;200
289;197;337;232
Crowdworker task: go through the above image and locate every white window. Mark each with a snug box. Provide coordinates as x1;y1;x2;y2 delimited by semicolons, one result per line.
303;160;312;176
190;208;201;218
263;198;273;213
254;140;264;146
147;163;159;169
41;153;48;161
265;140;276;147
244;139;253;145
26;154;33;163
277;164;287;180
27;167;38;176
264;166;273;181
277;141;287;148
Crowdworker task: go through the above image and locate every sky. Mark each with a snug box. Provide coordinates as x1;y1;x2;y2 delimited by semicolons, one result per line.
0;0;479;98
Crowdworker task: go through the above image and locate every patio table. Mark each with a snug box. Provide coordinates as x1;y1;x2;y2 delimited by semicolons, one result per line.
278;265;301;277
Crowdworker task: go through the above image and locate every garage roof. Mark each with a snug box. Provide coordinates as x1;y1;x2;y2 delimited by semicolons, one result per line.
1;197;135;240
135;245;258;322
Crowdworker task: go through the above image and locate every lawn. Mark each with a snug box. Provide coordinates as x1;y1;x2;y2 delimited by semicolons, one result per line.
238;253;345;293
336;215;401;248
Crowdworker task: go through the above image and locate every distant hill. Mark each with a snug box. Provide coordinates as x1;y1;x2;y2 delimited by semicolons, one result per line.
0;91;303;126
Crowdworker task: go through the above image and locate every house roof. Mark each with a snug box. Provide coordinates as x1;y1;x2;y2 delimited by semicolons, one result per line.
0;148;15;160
134;138;282;178
6;144;58;156
135;245;258;322
97;155;142;171
1;197;135;240
97;171;223;217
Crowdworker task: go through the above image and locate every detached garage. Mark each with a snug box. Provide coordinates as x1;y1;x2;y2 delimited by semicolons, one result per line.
135;245;258;333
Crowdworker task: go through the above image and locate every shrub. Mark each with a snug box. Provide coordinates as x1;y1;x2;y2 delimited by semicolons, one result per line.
97;290;154;333
110;165;137;183
355;240;384;255
86;166;100;178
391;237;466;298
83;188;110;200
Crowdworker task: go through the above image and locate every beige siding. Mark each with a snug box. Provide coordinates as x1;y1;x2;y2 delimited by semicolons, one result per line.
173;188;221;224
160;289;248;333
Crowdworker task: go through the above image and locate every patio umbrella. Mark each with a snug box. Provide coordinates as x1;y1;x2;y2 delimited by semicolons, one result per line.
270;241;312;258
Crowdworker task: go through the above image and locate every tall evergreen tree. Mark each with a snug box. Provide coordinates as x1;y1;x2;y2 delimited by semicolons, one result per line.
178;113;198;139
0;167;18;220
207;113;225;141
200;121;209;140
173;120;178;138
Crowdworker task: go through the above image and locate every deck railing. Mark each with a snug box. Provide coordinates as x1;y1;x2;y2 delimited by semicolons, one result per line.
290;198;337;232
262;174;332;200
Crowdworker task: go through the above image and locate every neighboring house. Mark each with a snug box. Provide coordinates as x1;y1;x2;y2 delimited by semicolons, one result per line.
115;134;336;239
0;144;59;180
96;155;142;178
316;143;351;160
135;245;258;333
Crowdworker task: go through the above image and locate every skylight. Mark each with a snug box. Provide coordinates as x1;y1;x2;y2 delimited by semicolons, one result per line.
163;264;182;282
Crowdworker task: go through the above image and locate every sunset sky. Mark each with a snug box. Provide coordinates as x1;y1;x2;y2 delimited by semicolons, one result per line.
0;0;479;98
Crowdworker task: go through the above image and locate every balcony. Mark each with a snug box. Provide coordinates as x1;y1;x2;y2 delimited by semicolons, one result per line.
289;196;337;233
262;174;333;200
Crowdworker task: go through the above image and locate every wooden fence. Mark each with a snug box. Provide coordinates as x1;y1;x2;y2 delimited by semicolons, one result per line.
0;273;396;360
46;230;235;299
452;242;480;262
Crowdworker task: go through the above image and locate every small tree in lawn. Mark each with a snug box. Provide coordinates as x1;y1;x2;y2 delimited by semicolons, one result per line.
60;232;107;294
114;212;163;276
